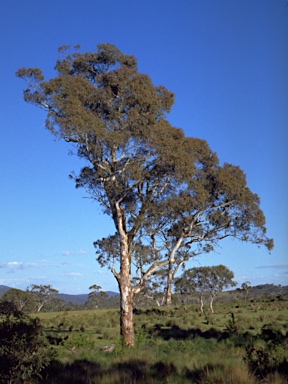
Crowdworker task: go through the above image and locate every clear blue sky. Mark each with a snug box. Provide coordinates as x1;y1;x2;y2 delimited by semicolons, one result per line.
0;0;287;294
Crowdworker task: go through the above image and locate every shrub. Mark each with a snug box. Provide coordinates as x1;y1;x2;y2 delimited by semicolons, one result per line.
0;301;51;383
102;328;118;340
109;316;118;327
166;318;178;327
205;314;214;325
225;312;238;334
244;341;286;378
63;332;96;349
244;327;288;379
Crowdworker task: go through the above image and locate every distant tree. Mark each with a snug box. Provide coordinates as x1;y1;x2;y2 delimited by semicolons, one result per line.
64;301;82;311
27;284;59;312
174;275;194;311
17;44;273;346
45;296;66;312
1;288;34;312
175;268;206;312
204;265;236;313
241;281;252;304
85;284;108;309
175;265;236;313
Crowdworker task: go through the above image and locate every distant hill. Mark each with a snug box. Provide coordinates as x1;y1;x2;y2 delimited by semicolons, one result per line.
0;285;11;296
249;284;288;300
58;293;88;305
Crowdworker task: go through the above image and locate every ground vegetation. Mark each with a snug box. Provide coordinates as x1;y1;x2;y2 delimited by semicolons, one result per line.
33;298;288;383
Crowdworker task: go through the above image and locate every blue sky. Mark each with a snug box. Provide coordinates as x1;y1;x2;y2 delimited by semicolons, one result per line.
0;0;287;294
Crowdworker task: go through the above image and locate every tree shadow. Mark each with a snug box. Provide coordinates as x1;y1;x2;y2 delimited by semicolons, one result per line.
149;324;231;341
148;323;260;351
40;360;101;383
134;308;166;316
183;363;225;383
39;358;178;383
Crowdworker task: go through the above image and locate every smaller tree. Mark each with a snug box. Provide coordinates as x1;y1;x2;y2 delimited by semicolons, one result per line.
27;284;59;312
241;281;252;304
85;284;108;309
175;265;236;313
45;296;66;312
1;288;34;312
175;268;205;312
0;301;50;383
174;275;194;311
205;265;236;313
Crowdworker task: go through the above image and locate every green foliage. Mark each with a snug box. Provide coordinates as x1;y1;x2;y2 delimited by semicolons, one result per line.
0;301;51;383
243;325;288;379
1;288;35;312
135;326;149;345
244;341;286;378
225;312;239;334
63;332;96;349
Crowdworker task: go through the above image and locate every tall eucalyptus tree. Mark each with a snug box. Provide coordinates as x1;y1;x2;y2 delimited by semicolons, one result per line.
17;44;200;345
17;44;273;345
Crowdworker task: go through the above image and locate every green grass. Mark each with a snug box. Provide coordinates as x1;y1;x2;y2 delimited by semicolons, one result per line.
30;302;288;383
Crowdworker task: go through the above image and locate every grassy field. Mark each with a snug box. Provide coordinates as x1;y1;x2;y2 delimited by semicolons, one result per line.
30;300;288;383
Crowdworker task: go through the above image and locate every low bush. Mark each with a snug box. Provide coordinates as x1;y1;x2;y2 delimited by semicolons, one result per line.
63;332;96;350
244;326;288;379
0;301;52;383
244;341;286;378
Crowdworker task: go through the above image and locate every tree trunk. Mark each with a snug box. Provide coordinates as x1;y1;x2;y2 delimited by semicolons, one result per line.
165;235;184;306
117;249;135;347
116;202;135;347
181;298;188;311
165;261;173;306
209;295;214;313
119;282;135;347
199;295;204;313
37;303;44;312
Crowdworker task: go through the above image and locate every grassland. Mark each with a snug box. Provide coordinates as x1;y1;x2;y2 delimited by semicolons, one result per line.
30;300;288;383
